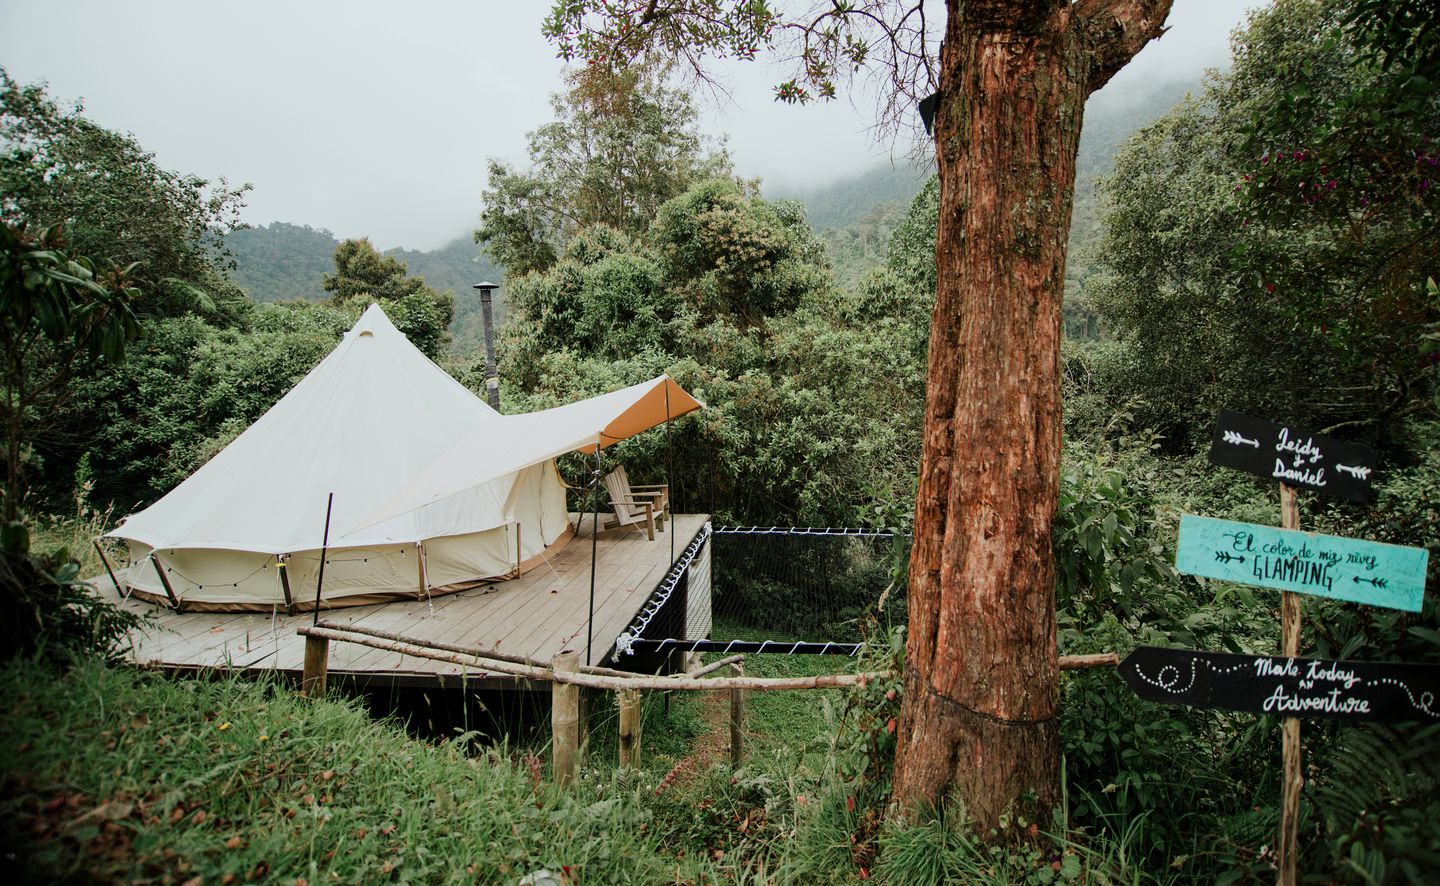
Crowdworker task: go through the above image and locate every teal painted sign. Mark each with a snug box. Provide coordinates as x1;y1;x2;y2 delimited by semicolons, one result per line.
1176;515;1428;612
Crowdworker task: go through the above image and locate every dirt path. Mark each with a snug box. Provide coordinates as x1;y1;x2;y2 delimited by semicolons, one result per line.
656;688;738;792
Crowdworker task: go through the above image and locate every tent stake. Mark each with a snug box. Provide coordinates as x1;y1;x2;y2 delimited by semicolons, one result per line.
278;555;294;615
93;539;124;597
150;554;181;610
312;493;334;625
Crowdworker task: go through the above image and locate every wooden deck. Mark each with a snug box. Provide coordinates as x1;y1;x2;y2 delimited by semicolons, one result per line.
92;514;709;689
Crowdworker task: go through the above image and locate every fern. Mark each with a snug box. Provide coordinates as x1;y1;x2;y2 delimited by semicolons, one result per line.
1309;723;1440;884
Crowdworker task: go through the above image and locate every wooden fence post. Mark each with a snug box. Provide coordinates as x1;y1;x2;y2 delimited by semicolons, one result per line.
301;635;329;697
618;689;641;769
552;650;581;786
730;662;744;767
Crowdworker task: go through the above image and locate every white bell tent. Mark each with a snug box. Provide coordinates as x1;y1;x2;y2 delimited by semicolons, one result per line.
107;304;702;612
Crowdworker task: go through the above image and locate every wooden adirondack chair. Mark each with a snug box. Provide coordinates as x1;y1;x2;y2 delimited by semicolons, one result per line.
603;466;669;540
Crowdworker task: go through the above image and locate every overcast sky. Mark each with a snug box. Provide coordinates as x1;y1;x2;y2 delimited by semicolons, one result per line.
1;1;1264;251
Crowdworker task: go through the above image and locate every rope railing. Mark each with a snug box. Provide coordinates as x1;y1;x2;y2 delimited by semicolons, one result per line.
712;526;910;538
613;523;711;656
628;638;863;656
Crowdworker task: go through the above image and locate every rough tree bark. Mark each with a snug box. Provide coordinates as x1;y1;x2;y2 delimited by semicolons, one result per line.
892;0;1173;829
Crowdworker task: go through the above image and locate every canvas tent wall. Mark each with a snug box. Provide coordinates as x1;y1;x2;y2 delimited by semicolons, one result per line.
105;305;571;611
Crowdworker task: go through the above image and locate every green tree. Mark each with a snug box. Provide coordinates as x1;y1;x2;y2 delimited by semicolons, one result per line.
496;178;927;529
0;224;139;521
477;63;737;277
544;0;1174;828
1091;0;1439;445
322;238;455;360
0;70;249;323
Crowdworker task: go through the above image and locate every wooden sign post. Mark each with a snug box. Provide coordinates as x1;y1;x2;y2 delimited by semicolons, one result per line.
1195;412;1394;885
1277;484;1302;886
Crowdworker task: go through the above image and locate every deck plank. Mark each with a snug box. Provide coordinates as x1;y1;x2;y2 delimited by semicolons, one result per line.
96;514;708;686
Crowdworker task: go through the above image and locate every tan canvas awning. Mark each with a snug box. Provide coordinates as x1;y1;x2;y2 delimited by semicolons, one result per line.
357;375;702;530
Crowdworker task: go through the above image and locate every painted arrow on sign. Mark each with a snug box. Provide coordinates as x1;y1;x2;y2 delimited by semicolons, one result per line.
1119;646;1440;723
1208;409;1378;503
1176;514;1428;612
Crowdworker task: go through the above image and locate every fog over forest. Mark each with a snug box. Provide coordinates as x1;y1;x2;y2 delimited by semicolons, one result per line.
0;0;1253;251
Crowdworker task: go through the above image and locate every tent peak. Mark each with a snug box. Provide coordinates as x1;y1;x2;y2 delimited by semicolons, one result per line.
349;303;400;339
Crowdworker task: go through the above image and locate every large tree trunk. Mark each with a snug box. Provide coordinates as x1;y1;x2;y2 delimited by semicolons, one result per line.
892;0;1172;830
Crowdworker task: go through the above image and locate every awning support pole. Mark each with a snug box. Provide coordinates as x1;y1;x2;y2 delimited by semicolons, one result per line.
312;492;334;626
665;383;674;565
588;435;600;666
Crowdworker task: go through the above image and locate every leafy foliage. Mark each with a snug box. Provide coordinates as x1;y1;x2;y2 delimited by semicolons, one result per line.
1090;0;1440;447
0;224;141;520
0;69;249;324
68;301;355;509
477;63;736;277
321;238;454;360
497;176;930;527
0;520;143;665
1309;723;1440;883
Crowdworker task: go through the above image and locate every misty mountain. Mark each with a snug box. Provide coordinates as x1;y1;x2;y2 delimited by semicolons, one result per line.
789;76;1199;300
768;163;934;233
227;222;336;303
1066;76;1200;336
228;75;1197;342
227;224;504;354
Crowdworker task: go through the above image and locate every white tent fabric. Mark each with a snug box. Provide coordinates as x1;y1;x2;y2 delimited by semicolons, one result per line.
106;305;572;610
358;375;703;531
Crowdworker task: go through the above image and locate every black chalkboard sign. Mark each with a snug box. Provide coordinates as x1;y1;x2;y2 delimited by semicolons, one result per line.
1119;646;1439;723
1208;409;1378;503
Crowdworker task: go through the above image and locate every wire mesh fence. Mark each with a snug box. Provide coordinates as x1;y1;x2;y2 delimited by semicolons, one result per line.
617;527;911;659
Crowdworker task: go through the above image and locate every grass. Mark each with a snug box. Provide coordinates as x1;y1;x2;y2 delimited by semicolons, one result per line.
25;500;111;578
0;649;1195;885
0;659;746;884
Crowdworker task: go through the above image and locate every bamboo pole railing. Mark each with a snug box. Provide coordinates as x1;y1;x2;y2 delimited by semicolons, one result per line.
313;620;642;679
296;623;1121;781
298;625;1118;691
298;625;887;690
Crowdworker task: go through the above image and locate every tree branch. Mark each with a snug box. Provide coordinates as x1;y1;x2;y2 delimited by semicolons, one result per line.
1072;0;1175;93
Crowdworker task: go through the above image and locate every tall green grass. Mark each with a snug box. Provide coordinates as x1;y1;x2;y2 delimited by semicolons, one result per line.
0;659;747;884
0;650;1241;884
